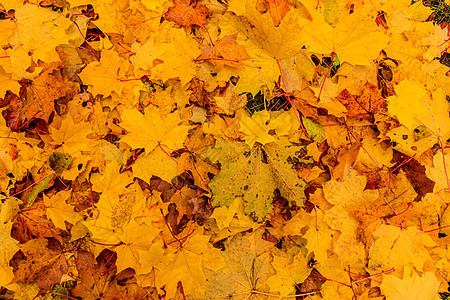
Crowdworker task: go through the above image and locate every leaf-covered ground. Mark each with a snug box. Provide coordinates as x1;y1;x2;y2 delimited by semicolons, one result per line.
1;0;450;299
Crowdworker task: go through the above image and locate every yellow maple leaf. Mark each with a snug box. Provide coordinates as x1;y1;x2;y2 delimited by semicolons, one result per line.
0;221;19;286
224;1;308;94
43;190;82;230
150;23;202;85
356;135;394;169
133;147;178;183
0;67;21;97
48;114;95;156
119;106;190;152
387;79;450;157
78;49;144;97
205;229;275;299
1;46;35;81
209;197;257;241
302;7;389;66
380;266;440;300
0;196;21;224
369;224;437;272
114;219;161;273
90;160;133;194
9;3;74;63
207;137;307;220
426;152;450;193
83;186;148;245
316;254;359;299
239;110;277;147
130;37;159;74
228;0;307;59
157;223;225;298
90;0;129;34
323;164;377;208
304;225;334;263
388;79;450;134
265;249;310;297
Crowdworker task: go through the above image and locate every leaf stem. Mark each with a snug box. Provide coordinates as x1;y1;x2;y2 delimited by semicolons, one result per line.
309;275;351;287
423;224;450;233
346;267;357;299
317;52;335;100
74;21;100;61
379;190;405;229
49;291;78;300
352;268;395;284
158;143;178;164
8;171;56;199
390;154;416;173
71;182;81;205
160;208;183;246
275;59;309;138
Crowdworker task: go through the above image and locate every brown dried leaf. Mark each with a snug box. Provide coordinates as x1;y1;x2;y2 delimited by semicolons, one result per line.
164;0;209;28
12;202;64;243
12;238;68;290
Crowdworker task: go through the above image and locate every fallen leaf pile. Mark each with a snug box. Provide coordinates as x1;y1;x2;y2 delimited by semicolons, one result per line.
2;0;450;299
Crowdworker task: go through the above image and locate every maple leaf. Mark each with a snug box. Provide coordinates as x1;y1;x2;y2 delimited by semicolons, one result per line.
119;106;190;152
21;63;73;123
285;206;335;263
426;152;450;193
157;223;225;298
323;164;378;208
209;197;257;241
225;0;308;94
71;249;121;300
239;110;277;147
387;79;450;156
150;23;202;85
13;238;68;290
206;137;308;220
205;229;275;299
314;254;357;299
0;67;21;98
264;0;292;27
265;249;310;297
177;151;219;191
336;83;385;119
302;6;389;66
43;190;82;230
83;187;146;244
0;221;19;286
133;147;178;183
47;114;95;156
387;79;449;133
13;201;64;243
168;185;199;223
197;33;252;69
9;3;74;63
1;46;38;81
114;219;160;273
164;0;209;28
78;49;144;97
380;266;440;300
356;135;394;169
90;160;133;195
368;224;437;272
